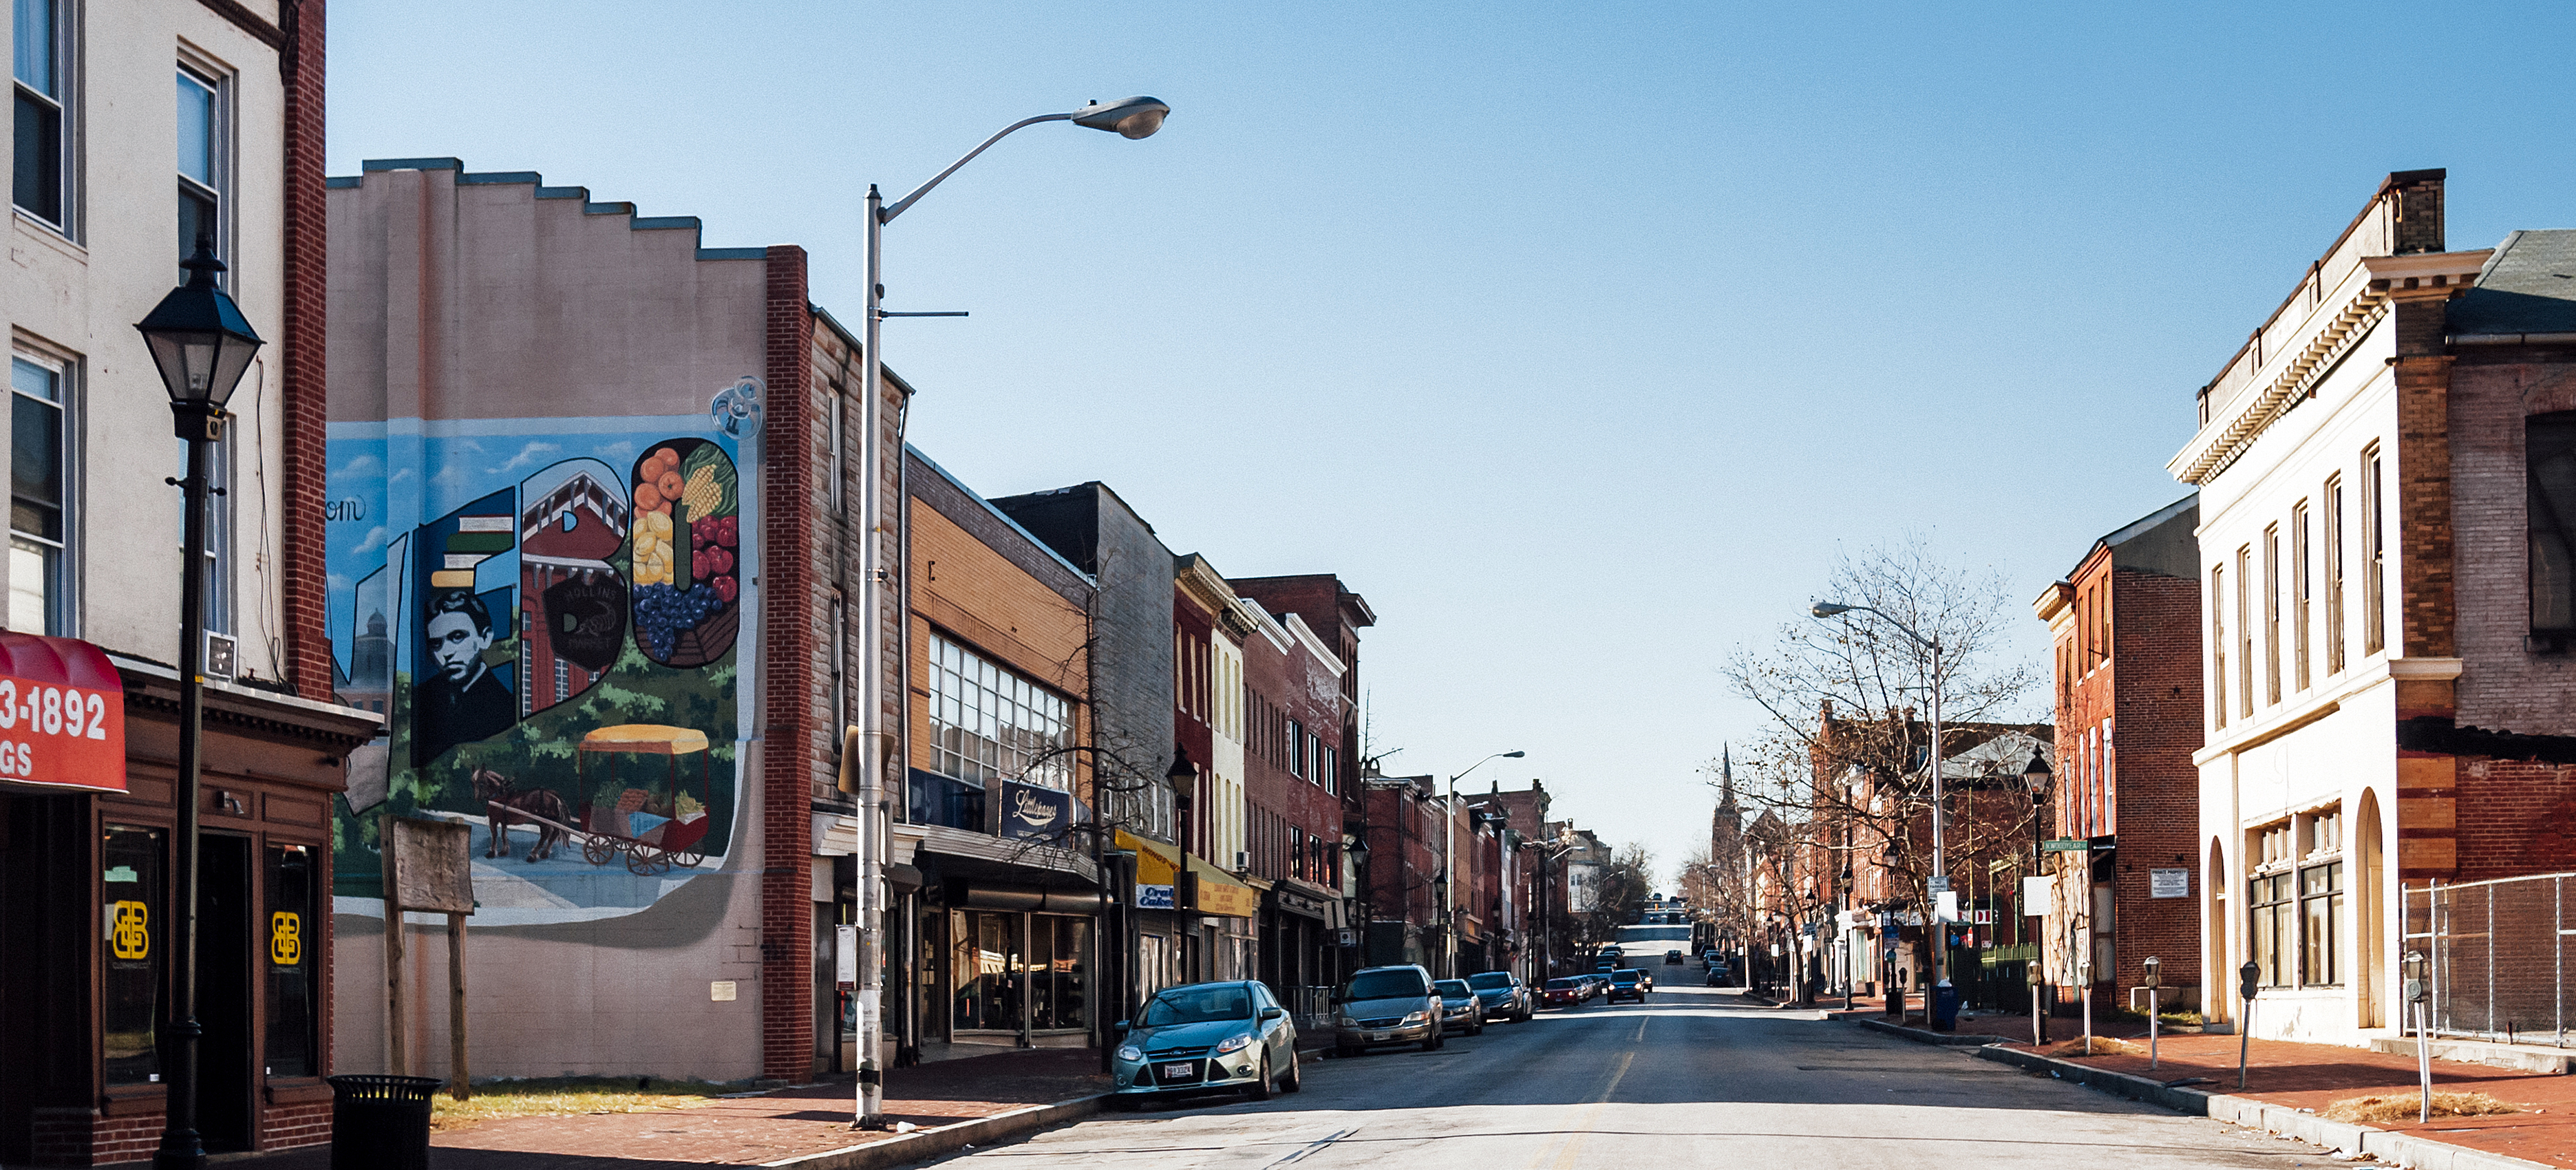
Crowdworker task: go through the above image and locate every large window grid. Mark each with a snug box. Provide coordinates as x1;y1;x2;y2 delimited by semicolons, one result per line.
928;632;1073;791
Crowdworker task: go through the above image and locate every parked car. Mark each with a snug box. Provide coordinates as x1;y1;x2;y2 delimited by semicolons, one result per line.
1606;968;1648;1003
1466;970;1534;1022
1541;977;1586;1009
1433;979;1487;1036
1332;964;1445;1056
1583;973;1608;999
1704;966;1729;986
1109;980;1301;1108
1664;949;1684;966
1702;949;1723;968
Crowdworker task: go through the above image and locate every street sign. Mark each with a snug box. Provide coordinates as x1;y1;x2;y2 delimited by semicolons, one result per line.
1970;909;1995;926
2041;839;2091;853
1926;875;1952;893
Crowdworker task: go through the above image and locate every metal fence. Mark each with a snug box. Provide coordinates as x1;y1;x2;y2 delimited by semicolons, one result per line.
2407;872;2576;1045
1290;986;1334;1033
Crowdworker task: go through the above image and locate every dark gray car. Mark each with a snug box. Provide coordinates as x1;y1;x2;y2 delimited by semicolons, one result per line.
1332;964;1443;1056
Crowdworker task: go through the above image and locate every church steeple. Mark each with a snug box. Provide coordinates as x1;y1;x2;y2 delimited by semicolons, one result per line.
1715;743;1742;816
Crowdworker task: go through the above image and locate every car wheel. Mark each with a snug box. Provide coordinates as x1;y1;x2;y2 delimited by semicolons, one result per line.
1281;1052;1303;1093
1248;1053;1275;1101
1472;1017;1486;1035
1423;1030;1442;1052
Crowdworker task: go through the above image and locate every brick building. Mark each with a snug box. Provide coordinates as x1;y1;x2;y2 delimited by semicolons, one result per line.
321;156;908;1089
1356;772;1443;968
1227;575;1353;997
0;1;383;1162
898;447;1107;1060
2032;493;2202;1010
2173;169;2576;1043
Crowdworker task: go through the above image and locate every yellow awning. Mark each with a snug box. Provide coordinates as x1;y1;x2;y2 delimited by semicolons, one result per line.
1186;853;1260;919
1114;829;1182;886
578;724;710;755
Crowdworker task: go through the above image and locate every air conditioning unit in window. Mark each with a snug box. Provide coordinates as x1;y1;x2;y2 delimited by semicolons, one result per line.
1234;850;1250;873
204;632;237;681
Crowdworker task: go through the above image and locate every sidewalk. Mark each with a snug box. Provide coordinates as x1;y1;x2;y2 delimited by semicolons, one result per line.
108;1048;1111;1170
1997;1027;2576;1169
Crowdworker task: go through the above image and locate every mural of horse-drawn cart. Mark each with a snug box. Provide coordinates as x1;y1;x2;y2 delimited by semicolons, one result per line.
480;723;715;876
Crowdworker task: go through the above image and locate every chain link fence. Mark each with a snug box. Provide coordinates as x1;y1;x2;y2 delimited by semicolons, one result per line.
2406;873;2576;1045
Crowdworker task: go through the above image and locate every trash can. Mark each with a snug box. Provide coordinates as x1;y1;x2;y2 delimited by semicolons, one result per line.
326;1074;442;1170
1931;980;1961;1032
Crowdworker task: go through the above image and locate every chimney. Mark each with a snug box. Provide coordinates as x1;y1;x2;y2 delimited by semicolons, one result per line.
2386;169;2446;255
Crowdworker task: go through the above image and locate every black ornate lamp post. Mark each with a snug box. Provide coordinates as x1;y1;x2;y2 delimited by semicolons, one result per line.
136;240;262;1170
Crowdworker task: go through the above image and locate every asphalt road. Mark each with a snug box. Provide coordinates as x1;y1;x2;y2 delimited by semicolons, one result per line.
932;981;2333;1169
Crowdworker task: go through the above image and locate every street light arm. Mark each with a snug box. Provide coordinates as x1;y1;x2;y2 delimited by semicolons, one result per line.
881;111;1077;224
1816;602;1937;654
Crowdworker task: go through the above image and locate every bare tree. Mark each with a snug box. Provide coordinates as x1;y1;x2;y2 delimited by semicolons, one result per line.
1718;536;2044;998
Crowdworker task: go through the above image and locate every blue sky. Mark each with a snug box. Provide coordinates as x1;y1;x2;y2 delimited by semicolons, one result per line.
331;1;2576;884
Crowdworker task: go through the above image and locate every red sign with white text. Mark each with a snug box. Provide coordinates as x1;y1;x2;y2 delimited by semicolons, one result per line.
0;632;125;793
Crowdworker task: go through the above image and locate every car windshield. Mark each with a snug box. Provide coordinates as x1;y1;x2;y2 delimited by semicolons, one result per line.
1434;979;1471;997
1545;977;1580;990
1611;972;1639;984
1467;972;1512;990
1344;969;1429;1000
1143;986;1253;1026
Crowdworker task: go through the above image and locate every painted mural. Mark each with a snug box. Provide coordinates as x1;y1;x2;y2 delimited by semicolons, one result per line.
324;411;753;924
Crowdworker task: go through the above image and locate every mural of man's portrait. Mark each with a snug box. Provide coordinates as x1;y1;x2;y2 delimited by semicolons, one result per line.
414;588;515;764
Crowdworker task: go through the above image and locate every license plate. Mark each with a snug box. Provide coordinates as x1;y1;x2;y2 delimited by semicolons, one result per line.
1365;1031;1390;1041
1161;1063;1193;1080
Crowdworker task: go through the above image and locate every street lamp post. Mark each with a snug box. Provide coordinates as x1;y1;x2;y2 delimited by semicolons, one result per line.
1811;601;1948;1010
853;95;1168;1129
2021;749;2053;1044
136;238;264;1170
1441;750;1522;977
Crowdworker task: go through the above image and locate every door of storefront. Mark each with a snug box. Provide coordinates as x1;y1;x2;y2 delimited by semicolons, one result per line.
200;834;256;1152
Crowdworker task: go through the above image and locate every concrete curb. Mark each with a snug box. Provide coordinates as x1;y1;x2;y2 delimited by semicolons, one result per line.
762;1094;1105;1170
1968;1044;2563;1170
1853;1017;2023;1047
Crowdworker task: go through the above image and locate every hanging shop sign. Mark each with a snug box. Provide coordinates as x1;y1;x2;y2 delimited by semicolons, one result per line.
1000;780;1076;840
0;632;126;794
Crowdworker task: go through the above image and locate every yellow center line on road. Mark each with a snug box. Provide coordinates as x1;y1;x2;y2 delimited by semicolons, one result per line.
1528;1049;1637;1169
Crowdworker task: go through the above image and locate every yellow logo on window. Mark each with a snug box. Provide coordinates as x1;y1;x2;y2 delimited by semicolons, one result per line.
270;911;301;966
110;900;149;960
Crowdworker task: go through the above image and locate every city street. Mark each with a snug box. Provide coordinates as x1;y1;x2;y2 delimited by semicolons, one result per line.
957;983;2320;1169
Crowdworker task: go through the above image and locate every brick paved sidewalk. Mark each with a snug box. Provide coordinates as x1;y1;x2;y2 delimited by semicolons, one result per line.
2008;1030;2576;1169
104;1048;1110;1170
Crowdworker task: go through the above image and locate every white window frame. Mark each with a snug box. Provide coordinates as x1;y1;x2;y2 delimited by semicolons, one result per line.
174;54;231;280
8;345;76;635
12;0;74;235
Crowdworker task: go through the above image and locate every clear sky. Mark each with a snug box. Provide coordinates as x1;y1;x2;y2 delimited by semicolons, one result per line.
331;1;2576;887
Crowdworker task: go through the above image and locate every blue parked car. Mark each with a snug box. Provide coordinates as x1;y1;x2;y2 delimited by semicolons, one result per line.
1109;981;1301;1108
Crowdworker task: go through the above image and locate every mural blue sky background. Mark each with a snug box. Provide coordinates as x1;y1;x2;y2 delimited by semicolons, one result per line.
328;1;2576;882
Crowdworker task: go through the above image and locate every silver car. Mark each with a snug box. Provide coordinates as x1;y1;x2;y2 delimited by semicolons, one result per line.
1109;981;1301;1107
1433;979;1487;1036
1332;964;1444;1056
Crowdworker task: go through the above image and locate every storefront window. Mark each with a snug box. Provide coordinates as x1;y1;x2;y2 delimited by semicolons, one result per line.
265;844;317;1077
103;825;164;1085
2248;871;2292;988
1029;915;1090;1031
950;910;1021;1032
2300;860;2343;986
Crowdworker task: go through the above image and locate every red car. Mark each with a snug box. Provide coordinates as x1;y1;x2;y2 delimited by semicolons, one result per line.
1541;977;1586;1009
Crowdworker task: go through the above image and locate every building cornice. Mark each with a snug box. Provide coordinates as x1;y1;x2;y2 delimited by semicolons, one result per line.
2169;251;2489;487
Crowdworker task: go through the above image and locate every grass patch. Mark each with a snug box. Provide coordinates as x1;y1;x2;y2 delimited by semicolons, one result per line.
429;1077;738;1131
2322;1092;2522;1125
2044;1036;2147;1058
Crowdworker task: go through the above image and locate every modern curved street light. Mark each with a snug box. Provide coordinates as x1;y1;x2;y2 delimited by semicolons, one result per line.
1809;599;1954;1011
852;97;1169;1129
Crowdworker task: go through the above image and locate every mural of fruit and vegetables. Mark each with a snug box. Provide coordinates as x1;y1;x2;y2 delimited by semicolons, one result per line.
322;417;751;924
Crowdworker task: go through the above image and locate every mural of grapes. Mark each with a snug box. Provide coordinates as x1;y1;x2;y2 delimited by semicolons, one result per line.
629;438;740;668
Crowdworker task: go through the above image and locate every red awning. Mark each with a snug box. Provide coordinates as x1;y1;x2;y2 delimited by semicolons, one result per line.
0;632;127;794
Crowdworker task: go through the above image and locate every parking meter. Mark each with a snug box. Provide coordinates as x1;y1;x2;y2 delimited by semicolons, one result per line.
2402;950;2427;1004
2142;956;2161;990
2142;957;2162;1070
2404;950;2432;1121
2237;959;2259;1089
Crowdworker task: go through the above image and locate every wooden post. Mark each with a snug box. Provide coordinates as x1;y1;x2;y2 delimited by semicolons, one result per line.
447;913;470;1100
381;813;407;1075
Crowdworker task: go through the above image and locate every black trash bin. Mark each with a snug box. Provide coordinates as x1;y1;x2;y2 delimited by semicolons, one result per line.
326;1074;443;1170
